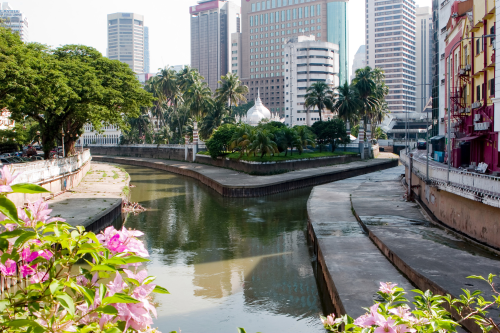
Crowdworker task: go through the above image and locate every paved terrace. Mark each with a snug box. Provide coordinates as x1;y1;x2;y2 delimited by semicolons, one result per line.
92;155;398;197
308;166;500;333
48;163;128;231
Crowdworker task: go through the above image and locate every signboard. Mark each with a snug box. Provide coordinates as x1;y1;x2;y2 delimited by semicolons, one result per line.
190;1;220;14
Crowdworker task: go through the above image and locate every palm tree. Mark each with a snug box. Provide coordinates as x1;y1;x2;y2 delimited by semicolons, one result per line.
331;82;362;126
249;130;279;158
199;101;234;140
275;127;301;156
230;125;253;157
215;73;249;113
352;66;381;140
304;82;334;122
295;126;316;150
185;80;212;121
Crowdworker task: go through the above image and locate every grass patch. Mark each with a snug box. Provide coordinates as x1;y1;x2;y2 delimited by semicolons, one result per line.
122;186;130;197
209;150;357;162
102;172;108;178
112;171;119;179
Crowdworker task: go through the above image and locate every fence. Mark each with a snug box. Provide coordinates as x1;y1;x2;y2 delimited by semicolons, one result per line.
86;143;207;150
11;149;92;185
400;152;500;196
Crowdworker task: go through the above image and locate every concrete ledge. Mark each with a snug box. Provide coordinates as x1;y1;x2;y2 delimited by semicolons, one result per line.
93;155;399;198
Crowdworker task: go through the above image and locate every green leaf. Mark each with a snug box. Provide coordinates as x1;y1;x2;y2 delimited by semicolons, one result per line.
13;231;37;248
102;293;139;305
122;255;150;264
0;229;23;239
91;264;117;272
97;305;119;315
125;278;140;286
56;293;75;316
0;238;9;252
49;280;61;294
11;183;50;194
104;328;122;333
0;197;18;222
467;275;486;281
5;320;41;328
0;299;9;312
153;285;170;294
237;329;247;333
143;276;156;285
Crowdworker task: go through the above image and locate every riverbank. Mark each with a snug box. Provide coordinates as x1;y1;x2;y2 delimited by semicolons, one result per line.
308;166;500;333
48;163;129;232
92;155;398;198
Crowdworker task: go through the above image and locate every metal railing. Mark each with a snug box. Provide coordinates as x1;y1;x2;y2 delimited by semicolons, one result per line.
400;152;500;196
10;150;92;185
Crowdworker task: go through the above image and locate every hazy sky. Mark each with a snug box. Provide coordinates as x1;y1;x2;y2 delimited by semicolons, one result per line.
9;0;431;78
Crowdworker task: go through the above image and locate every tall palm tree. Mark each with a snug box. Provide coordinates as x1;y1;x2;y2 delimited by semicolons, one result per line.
230;124;253;157
215;73;249;113
185;80;212;121
295;126;316;150
304;82;334;122
352;66;381;141
249;130;279;158
178;66;203;95
331;82;362;126
199;101;234;140
275;127;301;156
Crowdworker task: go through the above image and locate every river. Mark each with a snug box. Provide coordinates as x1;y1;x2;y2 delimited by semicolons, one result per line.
121;164;327;333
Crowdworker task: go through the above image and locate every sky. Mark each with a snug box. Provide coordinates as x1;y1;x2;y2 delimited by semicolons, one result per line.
9;0;431;77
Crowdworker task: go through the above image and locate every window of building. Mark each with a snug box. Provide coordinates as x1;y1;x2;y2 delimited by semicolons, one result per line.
477;85;481;101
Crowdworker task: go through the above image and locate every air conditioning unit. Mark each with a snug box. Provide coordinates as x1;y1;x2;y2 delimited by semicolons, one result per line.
465;64;472;71
441;117;445;123
472;101;482;109
459;69;466;75
474;113;481;122
464;107;471;113
440;53;445;60
441;79;445;85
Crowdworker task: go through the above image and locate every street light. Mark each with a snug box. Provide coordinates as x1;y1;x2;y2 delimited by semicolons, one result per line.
446;34;494;183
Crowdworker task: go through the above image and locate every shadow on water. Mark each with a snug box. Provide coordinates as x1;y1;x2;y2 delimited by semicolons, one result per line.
116;164;328;333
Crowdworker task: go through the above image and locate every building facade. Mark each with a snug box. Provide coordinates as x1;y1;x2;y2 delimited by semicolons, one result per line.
351;45;366;81
190;0;241;92
445;0;498;171
79;124;121;146
415;6;432;114
365;0;417;114
144;26;150;73
107;13;145;74
0;108;14;130
231;32;242;75
284;35;339;126
240;0;349;117
0;2;28;42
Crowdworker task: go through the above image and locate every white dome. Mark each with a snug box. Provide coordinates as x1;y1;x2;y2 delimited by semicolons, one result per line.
245;89;271;126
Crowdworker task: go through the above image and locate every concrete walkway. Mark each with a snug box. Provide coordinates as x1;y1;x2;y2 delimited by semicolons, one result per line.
48;163;128;229
93;155;398;197
309;166;500;333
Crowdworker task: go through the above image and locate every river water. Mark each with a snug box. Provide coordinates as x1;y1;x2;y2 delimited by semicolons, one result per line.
121;165;326;333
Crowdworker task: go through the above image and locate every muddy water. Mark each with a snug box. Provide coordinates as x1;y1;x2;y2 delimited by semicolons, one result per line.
121;165;326;333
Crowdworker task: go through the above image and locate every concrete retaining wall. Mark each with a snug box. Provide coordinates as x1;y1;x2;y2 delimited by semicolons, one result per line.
195;154;362;174
90;145;193;162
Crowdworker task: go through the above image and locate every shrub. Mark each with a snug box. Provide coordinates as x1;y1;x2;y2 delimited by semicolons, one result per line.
205;124;236;159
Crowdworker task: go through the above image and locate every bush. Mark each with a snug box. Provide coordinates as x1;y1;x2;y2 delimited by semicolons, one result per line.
205;123;236;159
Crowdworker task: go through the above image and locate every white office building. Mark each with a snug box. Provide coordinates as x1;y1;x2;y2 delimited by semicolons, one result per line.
0;2;28;42
230;32;242;76
78;124;121;146
107;12;145;74
365;0;417;113
416;6;432;114
144;26;150;73
351;45;366;82
284;35;339;126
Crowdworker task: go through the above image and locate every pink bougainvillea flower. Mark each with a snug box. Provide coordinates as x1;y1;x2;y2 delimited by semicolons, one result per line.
124;269;149;284
30;271;49;284
39;250;53;260
379;282;397;294
0;165;17;193
395;324;417;333
5;223;16;231
20;264;36;278
0;259;17;276
77;273;99;287
374;318;397;333
354;304;385;327
107;273;127;296
97;226;149;257
389;305;412;321
108;234;126;252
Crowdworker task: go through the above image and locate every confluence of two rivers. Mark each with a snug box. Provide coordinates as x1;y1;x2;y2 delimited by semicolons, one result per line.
120;164;330;333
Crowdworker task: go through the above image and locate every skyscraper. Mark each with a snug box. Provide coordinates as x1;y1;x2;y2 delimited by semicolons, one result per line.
240;0;349;116
351;45;366;81
365;0;417;113
190;0;241;92
0;2;28;42
415;6;432;114
144;26;150;73
107;13;145;74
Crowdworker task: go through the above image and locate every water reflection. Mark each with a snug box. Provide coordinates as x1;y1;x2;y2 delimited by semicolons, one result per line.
122;165;325;333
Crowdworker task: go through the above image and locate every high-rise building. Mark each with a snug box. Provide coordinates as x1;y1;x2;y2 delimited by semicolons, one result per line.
351;45;366;81
415;6;432;114
107;13;145;74
365;0;417;113
231;32;242;76
190;0;241;92
0;2;28;42
284;35;339;126
144;26;150;73
240;0;349;116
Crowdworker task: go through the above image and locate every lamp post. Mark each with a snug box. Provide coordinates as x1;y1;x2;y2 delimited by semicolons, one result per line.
446;34;494;183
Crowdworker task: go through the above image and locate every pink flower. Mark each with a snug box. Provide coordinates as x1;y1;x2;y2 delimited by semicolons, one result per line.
107;273;127;296
77;273;98;287
124;269;148;284
97;226;149;257
374;318;397;333
0;165;17;193
395;324;416;333
389;306;412;321
354;304;385;327
30;271;49;284
108;234;126;252
20;264;36;278
5;224;16;231
39;250;53;260
0;259;17;276
379;282;397;294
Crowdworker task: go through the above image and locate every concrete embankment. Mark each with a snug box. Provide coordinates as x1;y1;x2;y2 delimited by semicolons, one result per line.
49;163;129;232
92;155;398;198
308;166;500;333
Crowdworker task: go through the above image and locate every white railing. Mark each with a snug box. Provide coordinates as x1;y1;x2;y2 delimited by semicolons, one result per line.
88;143;207;150
10;150;91;185
400;152;500;196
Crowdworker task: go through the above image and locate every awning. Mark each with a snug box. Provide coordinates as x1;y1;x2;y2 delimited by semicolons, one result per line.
456;135;481;141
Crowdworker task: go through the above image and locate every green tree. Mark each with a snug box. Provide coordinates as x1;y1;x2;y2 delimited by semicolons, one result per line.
249;130;279;158
229;124;253;158
186;80;212;121
304;82;334;122
205;123;237;159
275;127;301;156
331;82;362;126
215;72;249;114
311;120;349;152
295;125;316;150
199;101;235;140
233;100;255;118
373;126;388;140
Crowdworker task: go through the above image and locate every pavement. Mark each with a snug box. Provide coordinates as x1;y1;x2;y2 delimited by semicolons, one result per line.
309;166;500;332
48;163;128;228
92;155;397;189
